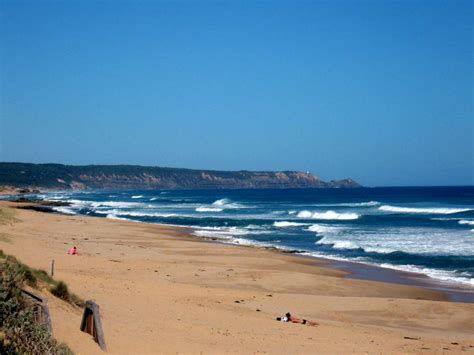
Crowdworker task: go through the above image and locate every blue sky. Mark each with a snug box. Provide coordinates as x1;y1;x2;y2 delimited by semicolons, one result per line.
1;0;472;186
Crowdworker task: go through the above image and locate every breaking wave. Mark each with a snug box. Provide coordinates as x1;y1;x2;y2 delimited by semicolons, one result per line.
195;198;246;212
192;226;268;239
106;214;132;221
96;210;179;218
211;198;244;209
307;224;342;235
316;237;359;250
379;205;472;214
52;206;77;215
34;187;474;288
195;207;224;212
312;201;380;207
296;210;359;220
67;199;145;209
273;221;309;227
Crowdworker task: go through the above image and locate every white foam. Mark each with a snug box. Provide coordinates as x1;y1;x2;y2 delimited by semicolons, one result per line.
379;205;472;214
299;251;474;286
245;224;269;230
273;221;309;227
350;201;380;207
332;241;358;250
316;235;398;253
316;237;358;250
192;226;268;239
212;198;245;209
67;199;145;208
125;211;179;218
377;263;474;287
315;236;333;245
312;201;380;207
307;224;342;234
106;214;132;221
131;195;144;199
229;238;276;248
326;227;472;256
212;198;230;206
297;210;313;218
97;210;178;218
149;197;158;201
194;198;245;212
195;206;224;212
52;206;77;215
297;210;359;220
363;246;397;254
459;220;474;226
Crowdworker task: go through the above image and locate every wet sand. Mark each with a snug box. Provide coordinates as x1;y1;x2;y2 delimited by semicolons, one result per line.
0;201;473;354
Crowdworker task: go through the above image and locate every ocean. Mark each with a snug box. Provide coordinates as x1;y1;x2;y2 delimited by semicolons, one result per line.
25;186;474;287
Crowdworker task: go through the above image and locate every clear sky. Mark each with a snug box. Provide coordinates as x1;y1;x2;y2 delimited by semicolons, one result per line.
1;0;472;186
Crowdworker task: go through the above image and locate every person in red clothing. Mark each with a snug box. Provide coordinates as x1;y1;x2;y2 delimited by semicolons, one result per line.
67;246;77;255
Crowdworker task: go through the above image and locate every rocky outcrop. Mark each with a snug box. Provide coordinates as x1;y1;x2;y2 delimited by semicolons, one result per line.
0;163;361;190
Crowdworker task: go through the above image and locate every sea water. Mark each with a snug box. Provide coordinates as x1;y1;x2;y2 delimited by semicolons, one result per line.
26;187;474;286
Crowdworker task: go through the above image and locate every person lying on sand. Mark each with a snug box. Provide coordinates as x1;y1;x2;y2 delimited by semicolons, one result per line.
276;312;318;326
67;246;77;255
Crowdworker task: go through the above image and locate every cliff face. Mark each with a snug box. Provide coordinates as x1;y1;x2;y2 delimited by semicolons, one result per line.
0;163;361;190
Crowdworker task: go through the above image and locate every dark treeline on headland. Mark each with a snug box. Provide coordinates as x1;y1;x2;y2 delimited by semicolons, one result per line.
0;162;360;190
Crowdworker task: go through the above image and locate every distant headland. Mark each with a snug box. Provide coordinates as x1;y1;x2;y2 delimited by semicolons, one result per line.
0;162;361;191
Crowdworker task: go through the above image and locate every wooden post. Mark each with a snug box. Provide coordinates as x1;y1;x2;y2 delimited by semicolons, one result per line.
80;300;107;351
51;259;54;278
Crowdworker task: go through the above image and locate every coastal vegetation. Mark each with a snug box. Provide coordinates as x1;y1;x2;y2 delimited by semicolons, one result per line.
0;162;360;190
0;251;85;305
0;253;73;354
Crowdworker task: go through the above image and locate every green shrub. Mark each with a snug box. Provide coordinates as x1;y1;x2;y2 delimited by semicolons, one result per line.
20;266;37;287
34;269;55;284
69;294;86;308
1;250;84;309
51;281;69;301
57;343;74;355
1;255;54;288
0;260;74;354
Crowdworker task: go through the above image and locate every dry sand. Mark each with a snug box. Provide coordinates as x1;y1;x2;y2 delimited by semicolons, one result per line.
0;201;473;354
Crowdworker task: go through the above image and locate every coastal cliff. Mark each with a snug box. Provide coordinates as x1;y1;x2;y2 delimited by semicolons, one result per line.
0;163;361;190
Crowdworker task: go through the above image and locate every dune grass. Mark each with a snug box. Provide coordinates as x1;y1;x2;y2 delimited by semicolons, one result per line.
0;251;84;307
0;257;74;354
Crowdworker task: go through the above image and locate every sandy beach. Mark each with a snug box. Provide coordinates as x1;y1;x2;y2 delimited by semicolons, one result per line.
0;201;473;354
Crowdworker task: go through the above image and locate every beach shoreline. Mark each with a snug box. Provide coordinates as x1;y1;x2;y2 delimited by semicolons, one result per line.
11;197;474;303
199;232;474;303
1;200;473;353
